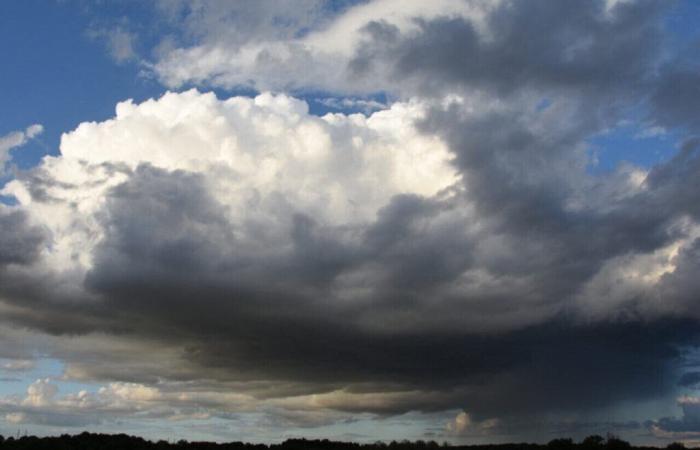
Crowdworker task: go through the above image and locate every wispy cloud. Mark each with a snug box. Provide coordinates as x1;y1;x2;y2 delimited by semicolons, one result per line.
0;124;43;174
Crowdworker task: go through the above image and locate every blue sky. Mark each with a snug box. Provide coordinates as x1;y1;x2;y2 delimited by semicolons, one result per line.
1;0;700;445
3;0;696;171
0;0;385;170
0;1;162;169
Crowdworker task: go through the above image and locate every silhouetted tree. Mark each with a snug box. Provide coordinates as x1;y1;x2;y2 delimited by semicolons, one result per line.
548;438;574;450
666;443;685;450
582;435;606;449
0;432;669;450
605;435;631;450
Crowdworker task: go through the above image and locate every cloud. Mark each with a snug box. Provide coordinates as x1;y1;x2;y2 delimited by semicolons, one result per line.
147;0;667;101
0;376;357;430
678;372;700;388
88;26;138;64
446;412;499;437
150;0;491;92
1;359;36;372
0;378;167;427
649;396;700;442
0;207;46;266
650;38;700;134
2;0;700;440
0;124;43;174
0;89;699;433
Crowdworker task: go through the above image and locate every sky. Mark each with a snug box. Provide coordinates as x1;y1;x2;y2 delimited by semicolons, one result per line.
1;0;700;445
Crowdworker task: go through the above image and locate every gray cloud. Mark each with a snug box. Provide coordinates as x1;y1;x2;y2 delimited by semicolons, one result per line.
678;372;700;388
21;161;693;423
650;396;700;438
87;26;138;64
0;208;45;267
350;0;664;99
650;38;700;133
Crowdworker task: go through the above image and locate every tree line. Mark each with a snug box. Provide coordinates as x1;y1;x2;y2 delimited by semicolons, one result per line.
0;432;688;450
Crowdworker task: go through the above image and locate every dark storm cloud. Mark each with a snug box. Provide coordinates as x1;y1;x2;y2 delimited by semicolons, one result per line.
363;194;474;291
678;372;700;388
644;138;700;221
87;164;236;286
652;398;700;435
57;159;696;420
652;69;700;132
417;98;700;277
650;39;700;132
655;236;700;315
195;320;694;418
349;0;664;99
0;208;45;266
351;0;686;291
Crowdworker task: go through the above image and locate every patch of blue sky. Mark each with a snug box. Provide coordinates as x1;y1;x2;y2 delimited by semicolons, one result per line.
0;193;18;206
0;1;163;170
535;98;553;113
303;91;392;116
0;358;52;396
586;121;681;174
0;358;98;397
664;0;700;48
185;87;392;118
